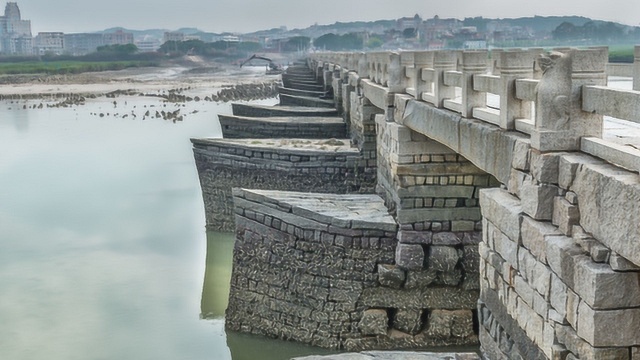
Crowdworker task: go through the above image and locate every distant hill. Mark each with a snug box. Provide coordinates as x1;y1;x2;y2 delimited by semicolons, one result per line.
94;15;639;45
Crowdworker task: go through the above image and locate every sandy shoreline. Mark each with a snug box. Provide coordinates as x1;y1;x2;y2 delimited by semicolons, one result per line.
0;56;281;97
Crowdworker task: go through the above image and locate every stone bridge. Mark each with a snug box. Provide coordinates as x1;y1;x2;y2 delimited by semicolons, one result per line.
192;47;640;359
306;47;640;359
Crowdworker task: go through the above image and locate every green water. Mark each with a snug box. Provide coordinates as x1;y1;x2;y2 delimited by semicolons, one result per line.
0;95;332;360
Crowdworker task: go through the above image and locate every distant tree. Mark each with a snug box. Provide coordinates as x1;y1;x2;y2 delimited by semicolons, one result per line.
340;33;363;50
236;42;262;53
314;33;340;50
96;43;138;55
552;20;625;42
159;39;207;54
283;36;311;52
552;22;578;40
365;37;384;49
402;28;417;38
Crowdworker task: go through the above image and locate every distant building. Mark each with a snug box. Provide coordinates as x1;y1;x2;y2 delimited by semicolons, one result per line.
0;2;33;55
34;32;64;55
163;31;184;43
397;14;422;31
135;37;161;52
102;30;133;45
463;40;487;49
221;35;240;43
63;33;104;55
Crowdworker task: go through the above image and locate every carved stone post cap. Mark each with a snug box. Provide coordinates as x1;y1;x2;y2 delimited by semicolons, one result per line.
635;45;640;59
500;50;536;70
462;50;488;71
434;50;457;66
572;47;608;74
413;51;435;66
400;51;416;66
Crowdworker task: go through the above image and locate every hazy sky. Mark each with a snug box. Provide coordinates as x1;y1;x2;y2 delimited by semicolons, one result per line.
15;0;640;34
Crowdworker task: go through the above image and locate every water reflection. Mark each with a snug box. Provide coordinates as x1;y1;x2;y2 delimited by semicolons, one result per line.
201;231;235;318
201;232;337;360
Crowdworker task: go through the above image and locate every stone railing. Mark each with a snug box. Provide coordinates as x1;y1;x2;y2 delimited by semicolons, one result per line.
310;46;640;173
310;46;640;359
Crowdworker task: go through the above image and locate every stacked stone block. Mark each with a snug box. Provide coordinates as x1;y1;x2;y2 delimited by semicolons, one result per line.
227;189;478;351
477;47;640;360
218;114;347;139
479;146;640;360
349;89;382;168
192;138;373;231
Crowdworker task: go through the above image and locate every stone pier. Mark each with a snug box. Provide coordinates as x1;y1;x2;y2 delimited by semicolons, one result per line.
193;47;640;357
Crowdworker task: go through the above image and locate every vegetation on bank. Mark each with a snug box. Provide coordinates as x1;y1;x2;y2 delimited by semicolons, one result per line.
0;44;163;75
608;45;635;63
0;60;158;75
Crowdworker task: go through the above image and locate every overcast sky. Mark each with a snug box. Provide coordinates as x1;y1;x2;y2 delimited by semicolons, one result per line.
15;0;640;34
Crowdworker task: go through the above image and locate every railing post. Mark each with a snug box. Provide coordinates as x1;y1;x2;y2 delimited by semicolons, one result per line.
532;48;607;151
634;45;640;91
433;51;456;108
490;48;503;75
357;52;369;79
461;50;488;118
401;51;416;97
499;50;535;129
414;51;434;101
387;52;403;93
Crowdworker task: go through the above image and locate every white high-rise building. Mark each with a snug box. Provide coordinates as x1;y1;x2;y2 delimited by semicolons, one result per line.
0;2;33;55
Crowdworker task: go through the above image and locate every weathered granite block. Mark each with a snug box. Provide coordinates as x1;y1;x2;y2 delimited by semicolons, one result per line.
530;150;561;184
609;252;640;272
479;188;523;242
396;243;425;270
393;308;423;335
493;229;518;269
520;179;559;221
552;196;580;236
521;215;561;264
572;255;640;309
550;273;568;318
555;324;630;360
571;160;640;267
359;309;389;336
544;235;581;288
512;138;531;171
577;301;640;347
378;264;406;289
508;169;528;198
427;310;474;339
398;231;432;245
428;246;460;272
404;270;437;289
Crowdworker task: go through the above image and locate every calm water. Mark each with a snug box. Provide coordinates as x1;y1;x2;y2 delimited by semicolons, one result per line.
0;94;333;360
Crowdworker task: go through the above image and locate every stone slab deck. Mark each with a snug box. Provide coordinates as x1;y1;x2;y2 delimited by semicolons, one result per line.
192;137;355;155
291;351;480;360
283;72;319;82
218;114;347;139
191;137;373;231
231;103;339;117
286;81;326;92
279;93;335;108
278;86;326;98
237;188;397;231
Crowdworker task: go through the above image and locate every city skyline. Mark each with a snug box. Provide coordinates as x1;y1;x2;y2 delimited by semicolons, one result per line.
15;0;640;35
